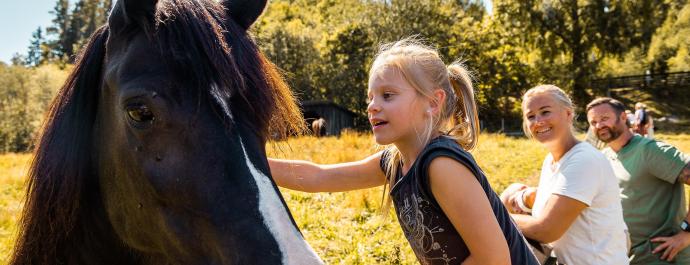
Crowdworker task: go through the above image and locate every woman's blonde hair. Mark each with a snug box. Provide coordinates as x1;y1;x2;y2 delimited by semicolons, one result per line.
371;37;480;212
520;84;575;138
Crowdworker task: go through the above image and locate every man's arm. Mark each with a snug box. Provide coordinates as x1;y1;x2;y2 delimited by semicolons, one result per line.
651;162;690;261
680;163;690;185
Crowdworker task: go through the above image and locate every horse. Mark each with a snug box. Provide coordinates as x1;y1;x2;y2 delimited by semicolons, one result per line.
10;0;323;264
311;118;326;137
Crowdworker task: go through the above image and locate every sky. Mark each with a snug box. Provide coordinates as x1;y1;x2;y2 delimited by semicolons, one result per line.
0;0;55;64
0;0;493;64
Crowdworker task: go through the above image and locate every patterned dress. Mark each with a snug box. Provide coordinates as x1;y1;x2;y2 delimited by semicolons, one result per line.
381;136;538;265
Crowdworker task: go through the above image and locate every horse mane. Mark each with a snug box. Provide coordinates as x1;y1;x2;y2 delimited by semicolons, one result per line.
153;0;305;139
10;26;133;265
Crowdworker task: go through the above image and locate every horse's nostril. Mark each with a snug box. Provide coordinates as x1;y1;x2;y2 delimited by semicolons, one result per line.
155;155;162;162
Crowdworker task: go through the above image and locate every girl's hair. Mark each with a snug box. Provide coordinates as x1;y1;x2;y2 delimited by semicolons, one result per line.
371;37;479;212
520;84;575;138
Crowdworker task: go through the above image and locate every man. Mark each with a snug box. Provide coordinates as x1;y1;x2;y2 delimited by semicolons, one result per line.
587;97;690;264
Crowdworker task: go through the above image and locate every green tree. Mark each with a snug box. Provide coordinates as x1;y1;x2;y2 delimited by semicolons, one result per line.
45;0;70;62
254;0;323;101
318;23;375;118
10;53;26;67
493;0;676;109
70;0;103;59
648;2;690;73
471;19;539;130
256;0;502;127
0;65;32;151
62;0;87;62
0;64;68;152
25;27;45;67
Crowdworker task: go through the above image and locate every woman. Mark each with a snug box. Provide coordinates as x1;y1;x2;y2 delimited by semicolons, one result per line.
501;85;629;265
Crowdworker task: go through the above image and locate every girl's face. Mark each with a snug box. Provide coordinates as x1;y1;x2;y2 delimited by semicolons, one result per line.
367;66;431;146
522;93;573;145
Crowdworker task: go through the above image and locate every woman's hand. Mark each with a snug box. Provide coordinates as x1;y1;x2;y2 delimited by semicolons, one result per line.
500;183;533;214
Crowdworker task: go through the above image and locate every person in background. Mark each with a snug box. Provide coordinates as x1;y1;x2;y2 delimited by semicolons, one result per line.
633;102;648;135
626;110;635;128
645;112;655;139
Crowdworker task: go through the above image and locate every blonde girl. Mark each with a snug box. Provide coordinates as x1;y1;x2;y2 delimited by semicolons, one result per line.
501;85;629;265
269;39;538;265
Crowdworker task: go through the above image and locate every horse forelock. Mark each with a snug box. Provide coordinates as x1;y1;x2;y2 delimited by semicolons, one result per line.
141;0;305;140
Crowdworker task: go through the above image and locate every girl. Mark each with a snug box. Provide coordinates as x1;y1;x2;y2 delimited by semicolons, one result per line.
270;39;538;265
501;85;629;265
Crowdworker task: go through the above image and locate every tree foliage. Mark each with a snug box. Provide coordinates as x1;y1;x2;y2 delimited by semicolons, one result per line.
492;0;680;109
41;0;112;64
648;2;690;73
0;64;69;152
2;0;690;150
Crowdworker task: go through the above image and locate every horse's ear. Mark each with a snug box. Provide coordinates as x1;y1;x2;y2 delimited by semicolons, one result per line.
108;0;159;35
222;0;268;30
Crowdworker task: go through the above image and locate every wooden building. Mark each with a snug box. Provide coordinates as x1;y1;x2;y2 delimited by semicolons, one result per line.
301;100;358;136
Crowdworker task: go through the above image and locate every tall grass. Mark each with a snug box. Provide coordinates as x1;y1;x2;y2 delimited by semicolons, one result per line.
0;154;30;265
0;132;688;264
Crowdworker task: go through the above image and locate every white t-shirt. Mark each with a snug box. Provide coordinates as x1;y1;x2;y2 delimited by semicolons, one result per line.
532;142;629;265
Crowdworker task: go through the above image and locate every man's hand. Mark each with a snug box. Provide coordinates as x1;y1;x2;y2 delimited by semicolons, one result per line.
651;231;690;261
679;163;690;185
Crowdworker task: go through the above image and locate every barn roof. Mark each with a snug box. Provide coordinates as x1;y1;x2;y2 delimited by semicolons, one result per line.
300;100;359;117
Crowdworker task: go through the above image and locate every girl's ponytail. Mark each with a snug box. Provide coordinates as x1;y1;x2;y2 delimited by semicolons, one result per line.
446;63;480;151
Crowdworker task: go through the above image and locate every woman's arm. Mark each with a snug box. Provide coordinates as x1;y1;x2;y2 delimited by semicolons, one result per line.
268;152;387;192
511;194;587;243
429;157;510;265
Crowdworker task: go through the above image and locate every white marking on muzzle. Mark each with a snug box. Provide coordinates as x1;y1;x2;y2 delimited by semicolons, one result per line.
239;140;323;265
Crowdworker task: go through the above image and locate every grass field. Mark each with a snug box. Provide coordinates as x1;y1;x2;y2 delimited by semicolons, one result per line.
1;132;689;264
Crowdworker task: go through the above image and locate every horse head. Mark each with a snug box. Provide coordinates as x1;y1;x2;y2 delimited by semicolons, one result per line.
11;0;322;264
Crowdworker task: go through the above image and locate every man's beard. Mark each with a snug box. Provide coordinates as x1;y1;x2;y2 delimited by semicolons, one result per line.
596;119;623;143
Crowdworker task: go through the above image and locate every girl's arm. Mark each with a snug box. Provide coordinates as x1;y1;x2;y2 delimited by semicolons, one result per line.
511;195;587;243
429;157;511;265
268;152;387;193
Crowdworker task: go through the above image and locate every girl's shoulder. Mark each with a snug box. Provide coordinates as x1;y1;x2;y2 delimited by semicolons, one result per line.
423;135;469;155
419;136;479;173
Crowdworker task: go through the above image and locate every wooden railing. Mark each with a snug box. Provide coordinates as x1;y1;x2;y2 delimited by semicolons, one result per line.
591;71;690;92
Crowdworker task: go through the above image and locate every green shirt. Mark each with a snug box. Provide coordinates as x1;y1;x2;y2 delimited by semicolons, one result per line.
603;135;690;264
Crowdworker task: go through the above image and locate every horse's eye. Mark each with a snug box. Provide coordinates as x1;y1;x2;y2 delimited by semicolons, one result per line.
126;103;155;123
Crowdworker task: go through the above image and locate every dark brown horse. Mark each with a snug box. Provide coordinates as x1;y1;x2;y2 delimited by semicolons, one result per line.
10;0;322;264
